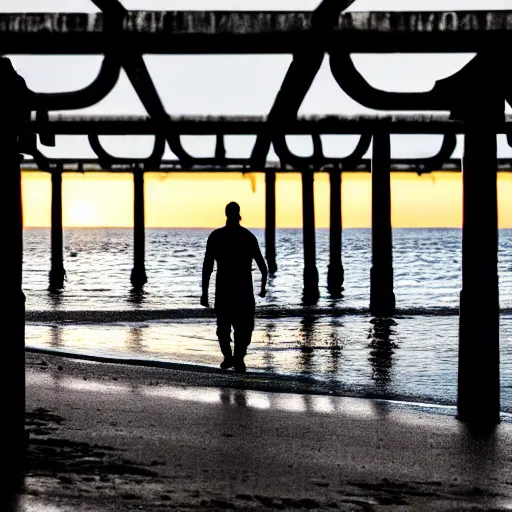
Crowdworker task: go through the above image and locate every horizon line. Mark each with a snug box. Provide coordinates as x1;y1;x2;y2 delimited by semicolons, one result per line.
22;225;511;230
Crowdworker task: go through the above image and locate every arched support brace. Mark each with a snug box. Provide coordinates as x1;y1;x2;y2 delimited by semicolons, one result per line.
329;52;445;111
414;133;457;174
88;133;166;171
32;54;121;112
251;0;355;170
329;53;502;114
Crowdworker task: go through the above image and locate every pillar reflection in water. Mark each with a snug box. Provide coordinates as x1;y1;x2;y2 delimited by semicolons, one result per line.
127;287;146;307
50;325;62;348
327;317;343;377
298;315;316;375
367;318;398;393
126;326;145;353
262;321;277;373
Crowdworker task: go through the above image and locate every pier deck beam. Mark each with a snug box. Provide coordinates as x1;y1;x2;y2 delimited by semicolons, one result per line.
327;169;344;297
130;168;147;288
49;167;66;291
302;169;319;304
458;128;500;424
370;132;396;317
265;170;277;274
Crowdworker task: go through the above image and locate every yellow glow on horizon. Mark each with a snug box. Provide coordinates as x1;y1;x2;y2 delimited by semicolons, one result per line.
20;170;512;229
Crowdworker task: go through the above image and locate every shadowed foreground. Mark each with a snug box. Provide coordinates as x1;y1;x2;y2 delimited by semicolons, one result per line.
6;353;512;511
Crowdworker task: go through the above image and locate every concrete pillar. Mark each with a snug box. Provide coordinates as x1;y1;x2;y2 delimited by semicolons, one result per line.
327;169;344;297
49;167;66;291
130;168;147;288
370;132;396;317
3;148;25;493
458;128;500;424
0;58;27;494
302;169;319;304
265;170;277;274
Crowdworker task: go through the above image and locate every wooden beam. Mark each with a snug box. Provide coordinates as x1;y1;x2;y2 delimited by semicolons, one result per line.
1;11;511;54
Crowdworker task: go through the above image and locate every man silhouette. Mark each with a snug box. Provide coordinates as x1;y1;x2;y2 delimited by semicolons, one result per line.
201;202;268;373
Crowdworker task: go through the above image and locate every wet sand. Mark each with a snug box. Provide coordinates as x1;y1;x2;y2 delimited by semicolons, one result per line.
11;353;512;511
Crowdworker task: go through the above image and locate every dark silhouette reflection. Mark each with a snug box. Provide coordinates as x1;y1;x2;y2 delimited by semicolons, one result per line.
298;314;316;375
48;288;64;309
367;318;398;392
126;326;145;353
201;202;268;374
457;423;499;492
127;287;146;307
220;387;248;408
50;325;62;348
262;321;277;373
326;317;343;377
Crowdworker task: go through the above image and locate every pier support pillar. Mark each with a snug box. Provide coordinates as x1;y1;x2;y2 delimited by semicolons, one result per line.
327;169;344;297
130;168;147;288
265;170;277;274
302;169;319;304
370;132;396;317
0;58;27;493
458;128;500;424
49;167;66;291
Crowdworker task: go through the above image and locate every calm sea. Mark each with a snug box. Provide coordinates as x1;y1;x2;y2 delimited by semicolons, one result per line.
24;228;512;413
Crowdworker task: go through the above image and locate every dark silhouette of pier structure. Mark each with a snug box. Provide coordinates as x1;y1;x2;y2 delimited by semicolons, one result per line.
2;1;512;493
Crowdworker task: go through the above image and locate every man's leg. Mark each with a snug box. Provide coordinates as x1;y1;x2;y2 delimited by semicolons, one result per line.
233;309;255;373
216;310;234;369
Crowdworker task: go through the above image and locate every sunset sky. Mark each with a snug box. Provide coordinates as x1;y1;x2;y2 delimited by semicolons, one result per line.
21;171;512;229
8;0;512;229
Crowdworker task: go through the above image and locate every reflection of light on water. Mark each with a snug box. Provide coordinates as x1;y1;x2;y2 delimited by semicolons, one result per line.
272;394;307;412
246;392;271;410
25;314;512;412
335;397;375;418
19;496;68;512
65;378;130;394
310;396;336;413
145;387;221;403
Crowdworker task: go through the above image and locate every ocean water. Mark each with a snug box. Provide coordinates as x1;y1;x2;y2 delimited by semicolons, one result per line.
24;228;512;412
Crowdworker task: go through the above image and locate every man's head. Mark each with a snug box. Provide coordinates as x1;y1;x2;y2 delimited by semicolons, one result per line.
225;202;241;224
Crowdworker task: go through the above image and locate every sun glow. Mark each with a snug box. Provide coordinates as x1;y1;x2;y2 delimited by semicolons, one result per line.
67;200;98;227
20;171;512;229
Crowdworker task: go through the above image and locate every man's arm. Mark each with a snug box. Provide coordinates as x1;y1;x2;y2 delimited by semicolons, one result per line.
253;237;268;298
201;235;214;307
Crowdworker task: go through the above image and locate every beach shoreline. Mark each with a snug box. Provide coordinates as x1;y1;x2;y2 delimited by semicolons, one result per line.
12;352;512;511
25;346;512;418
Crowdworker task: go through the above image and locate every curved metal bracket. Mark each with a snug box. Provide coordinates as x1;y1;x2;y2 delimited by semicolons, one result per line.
329;52;445;111
329;52;504;122
88;134;114;169
272;133;324;169
251;0;355;171
35;110;55;147
339;133;372;169
89;133;168;171
145;134;166;170
414;133;457;174
19;137;50;172
273;132;371;171
32;54;121;112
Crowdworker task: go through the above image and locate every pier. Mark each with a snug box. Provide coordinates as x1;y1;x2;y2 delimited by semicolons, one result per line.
3;2;512;491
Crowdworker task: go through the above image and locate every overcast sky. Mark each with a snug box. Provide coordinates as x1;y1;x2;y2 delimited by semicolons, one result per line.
4;0;512;162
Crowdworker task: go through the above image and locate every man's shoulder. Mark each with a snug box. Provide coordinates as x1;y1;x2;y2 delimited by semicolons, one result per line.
208;227;225;238
239;226;257;239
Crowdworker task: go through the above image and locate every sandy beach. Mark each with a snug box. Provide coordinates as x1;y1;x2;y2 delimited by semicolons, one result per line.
8;352;512;511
